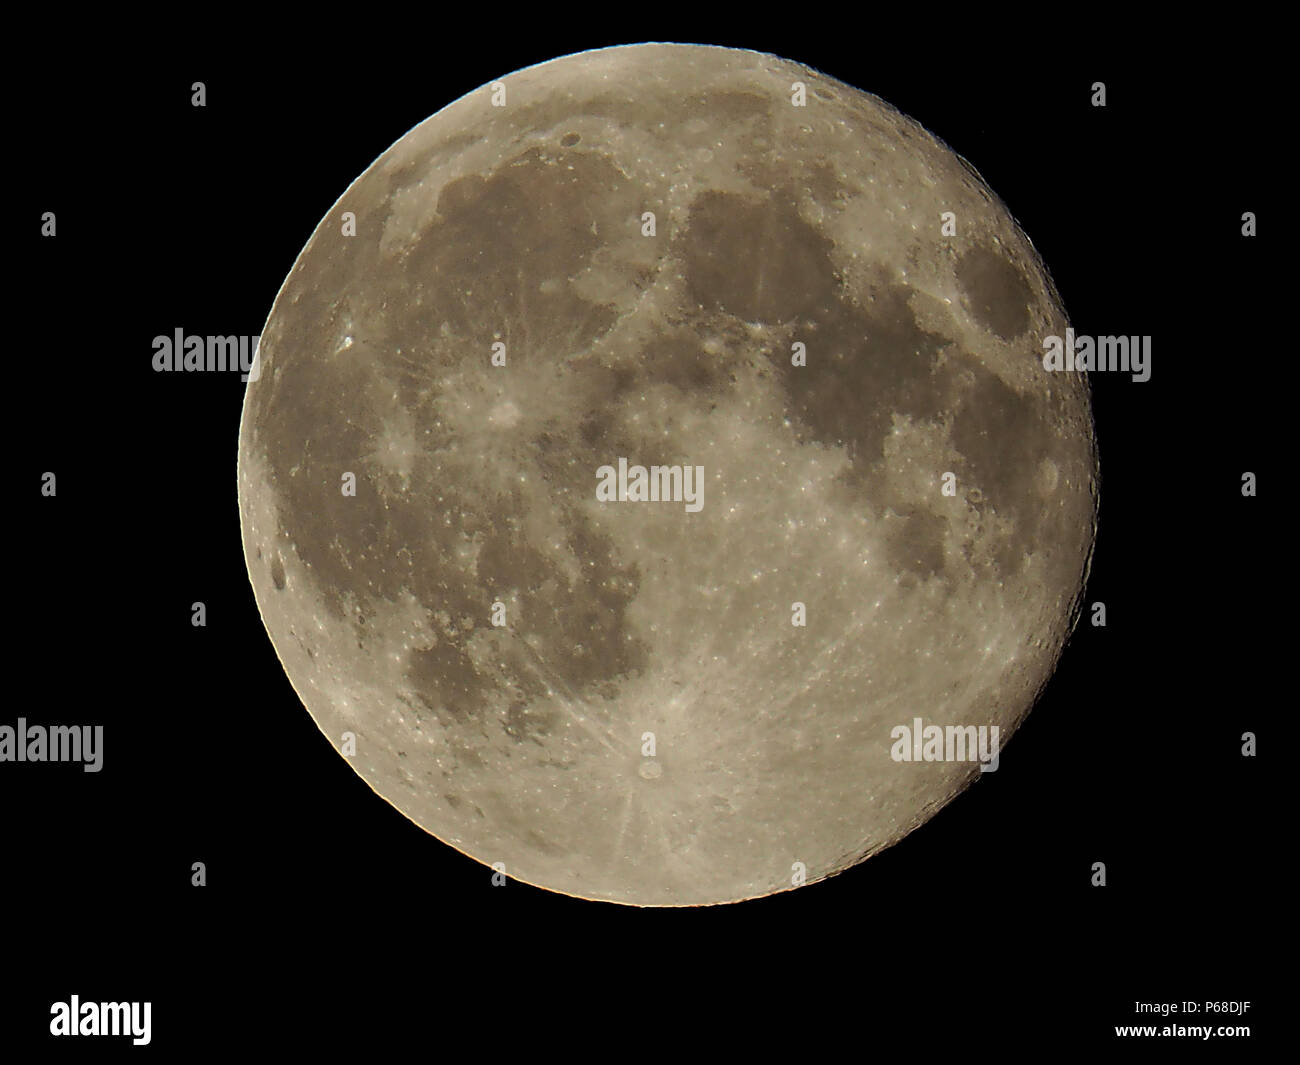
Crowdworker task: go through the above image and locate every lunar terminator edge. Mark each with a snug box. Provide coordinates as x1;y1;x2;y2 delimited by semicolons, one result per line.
237;43;1098;905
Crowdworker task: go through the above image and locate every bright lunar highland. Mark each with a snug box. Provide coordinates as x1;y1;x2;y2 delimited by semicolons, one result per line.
238;43;1098;905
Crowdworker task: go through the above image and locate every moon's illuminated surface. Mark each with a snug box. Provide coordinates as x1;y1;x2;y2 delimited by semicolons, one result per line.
238;43;1097;905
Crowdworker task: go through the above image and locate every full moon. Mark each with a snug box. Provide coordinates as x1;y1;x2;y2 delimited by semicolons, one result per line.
238;43;1097;905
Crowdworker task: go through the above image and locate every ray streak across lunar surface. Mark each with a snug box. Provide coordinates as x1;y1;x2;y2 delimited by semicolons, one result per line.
237;43;1098;906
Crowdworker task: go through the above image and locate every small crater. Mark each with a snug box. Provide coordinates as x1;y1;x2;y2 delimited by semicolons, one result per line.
560;132;581;147
639;758;663;780
270;555;286;590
